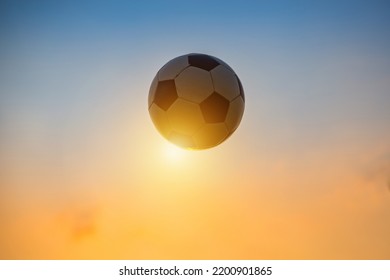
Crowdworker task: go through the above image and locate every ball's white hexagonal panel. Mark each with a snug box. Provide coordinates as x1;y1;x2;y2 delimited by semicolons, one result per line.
149;103;172;137
175;66;214;103
158;55;189;81
225;96;244;132
148;74;159;108
210;65;240;101
193;123;228;149
167;98;204;136
168;131;197;150
213;56;235;73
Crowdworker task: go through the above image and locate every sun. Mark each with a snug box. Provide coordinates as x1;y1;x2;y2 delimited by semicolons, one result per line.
163;142;187;162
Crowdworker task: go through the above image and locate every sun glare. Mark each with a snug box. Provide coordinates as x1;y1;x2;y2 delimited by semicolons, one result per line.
163;142;187;161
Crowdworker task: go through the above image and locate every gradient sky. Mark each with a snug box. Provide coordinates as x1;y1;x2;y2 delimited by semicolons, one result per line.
1;0;390;259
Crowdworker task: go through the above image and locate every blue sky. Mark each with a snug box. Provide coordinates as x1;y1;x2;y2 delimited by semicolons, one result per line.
2;0;390;44
2;0;389;132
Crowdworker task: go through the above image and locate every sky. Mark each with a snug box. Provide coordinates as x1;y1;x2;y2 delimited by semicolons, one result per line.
0;0;390;259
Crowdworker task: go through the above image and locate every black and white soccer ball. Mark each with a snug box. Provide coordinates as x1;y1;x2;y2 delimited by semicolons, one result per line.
148;53;245;150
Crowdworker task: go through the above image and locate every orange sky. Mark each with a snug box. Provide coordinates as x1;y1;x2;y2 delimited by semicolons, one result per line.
1;107;389;259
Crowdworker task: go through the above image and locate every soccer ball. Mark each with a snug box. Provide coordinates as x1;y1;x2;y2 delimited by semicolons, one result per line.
148;53;245;150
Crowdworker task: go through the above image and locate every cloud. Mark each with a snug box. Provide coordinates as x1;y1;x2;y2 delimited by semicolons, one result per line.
361;152;390;191
54;204;100;242
387;177;390;192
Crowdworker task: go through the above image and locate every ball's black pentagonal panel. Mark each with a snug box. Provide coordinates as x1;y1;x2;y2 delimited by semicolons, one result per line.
236;75;245;102
153;80;178;111
168;131;196;149
188;54;220;71
200;92;230;123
